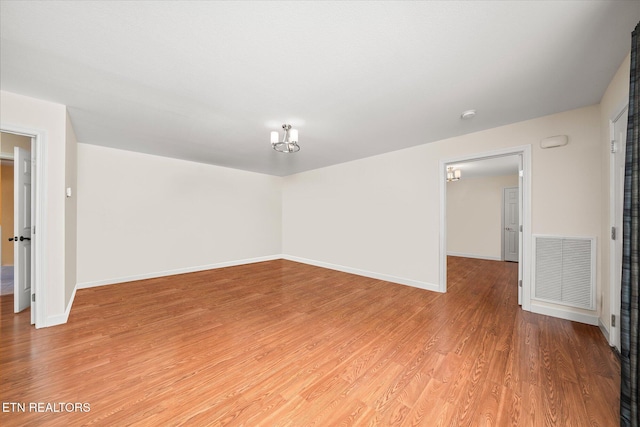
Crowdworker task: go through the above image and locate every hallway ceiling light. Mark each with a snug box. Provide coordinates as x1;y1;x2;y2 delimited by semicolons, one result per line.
271;124;300;153
447;166;462;182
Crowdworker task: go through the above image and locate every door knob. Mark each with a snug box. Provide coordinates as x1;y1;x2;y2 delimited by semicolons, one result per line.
8;237;16;241
19;236;31;241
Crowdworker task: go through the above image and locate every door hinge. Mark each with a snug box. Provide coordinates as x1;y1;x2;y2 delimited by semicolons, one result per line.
612;314;616;327
611;140;617;154
518;280;522;288
32;226;35;234
611;226;616;240
31;294;35;302
519;225;523;232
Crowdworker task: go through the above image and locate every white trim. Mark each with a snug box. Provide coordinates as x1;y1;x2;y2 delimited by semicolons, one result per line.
599;318;610;342
439;160;447;293
1;123;47;329
446;252;502;261
76;255;281;289
34;134;47;328
530;302;599;326
45;284;77;327
283;254;441;293
609;103;627;349
611;102;630;136
44;313;69;327
0;153;14;160
501;187;505;262
440;145;532;310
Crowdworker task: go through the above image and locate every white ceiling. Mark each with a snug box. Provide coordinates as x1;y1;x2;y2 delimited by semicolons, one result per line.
450;155;520;180
1;1;638;176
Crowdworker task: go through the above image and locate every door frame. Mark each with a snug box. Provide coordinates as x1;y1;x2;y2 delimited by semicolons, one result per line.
1;124;46;328
609;102;628;350
439;145;532;311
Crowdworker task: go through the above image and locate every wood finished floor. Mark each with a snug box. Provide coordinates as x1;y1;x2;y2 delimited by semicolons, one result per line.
0;258;620;426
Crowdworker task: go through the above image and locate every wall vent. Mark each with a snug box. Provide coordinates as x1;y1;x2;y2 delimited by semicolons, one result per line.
533;235;595;310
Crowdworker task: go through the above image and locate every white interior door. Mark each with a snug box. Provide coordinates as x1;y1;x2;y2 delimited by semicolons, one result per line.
13;147;31;314
503;186;519;263
518;156;523;305
610;107;627;352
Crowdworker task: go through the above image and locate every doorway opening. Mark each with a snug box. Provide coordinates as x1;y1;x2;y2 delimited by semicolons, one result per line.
439;145;532;311
0;128;42;327
0;153;17;297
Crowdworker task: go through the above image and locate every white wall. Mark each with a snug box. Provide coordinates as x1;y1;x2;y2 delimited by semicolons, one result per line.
447;174;518;260
283;146;438;289
283;104;603;320
0;90;69;324
76;144;282;286
599;53;631;333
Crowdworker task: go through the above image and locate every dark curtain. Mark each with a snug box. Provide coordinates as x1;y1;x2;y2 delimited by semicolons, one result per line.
621;21;640;427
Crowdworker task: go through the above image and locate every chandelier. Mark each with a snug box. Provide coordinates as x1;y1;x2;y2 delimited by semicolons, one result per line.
447;166;461;182
271;124;300;153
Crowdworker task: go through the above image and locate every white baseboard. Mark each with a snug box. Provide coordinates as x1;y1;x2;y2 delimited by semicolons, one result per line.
54;285;79;327
35;287;77;328
447;252;502;261
44;313;69;328
76;255;281;289
282;254;441;293
530;302;599;326
598;318;610;343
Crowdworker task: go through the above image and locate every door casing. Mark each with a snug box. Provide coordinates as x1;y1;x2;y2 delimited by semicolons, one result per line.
609;103;627;351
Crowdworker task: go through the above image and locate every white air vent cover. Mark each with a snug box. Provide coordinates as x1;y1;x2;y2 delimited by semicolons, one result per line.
533;235;595;310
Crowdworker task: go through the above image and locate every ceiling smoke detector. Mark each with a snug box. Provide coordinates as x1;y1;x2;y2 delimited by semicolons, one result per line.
461;110;476;119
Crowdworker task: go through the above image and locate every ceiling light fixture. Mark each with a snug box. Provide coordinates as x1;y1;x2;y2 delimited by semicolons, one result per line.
461;109;476;119
447;166;462;182
271;124;300;153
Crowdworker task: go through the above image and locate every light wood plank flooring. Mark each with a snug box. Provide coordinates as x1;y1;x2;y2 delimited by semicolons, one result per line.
0;258;619;426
